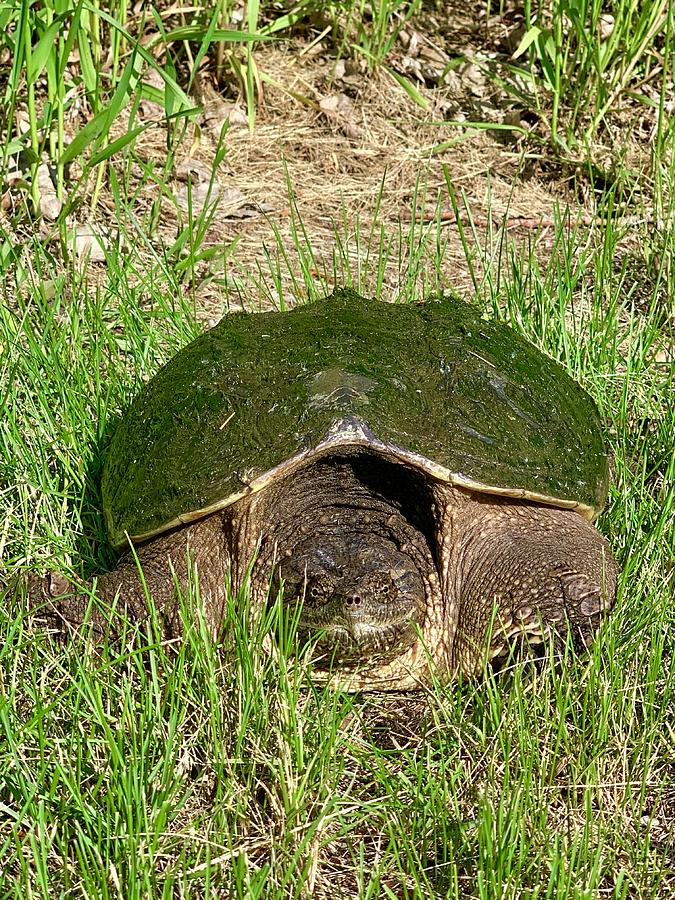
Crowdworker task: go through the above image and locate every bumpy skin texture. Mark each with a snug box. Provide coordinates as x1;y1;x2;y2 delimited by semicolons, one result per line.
31;516;233;642
29;455;617;690
437;488;617;677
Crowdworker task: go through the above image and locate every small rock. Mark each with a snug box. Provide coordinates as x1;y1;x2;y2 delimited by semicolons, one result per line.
37;163;62;221
598;14;614;41
71;224;111;263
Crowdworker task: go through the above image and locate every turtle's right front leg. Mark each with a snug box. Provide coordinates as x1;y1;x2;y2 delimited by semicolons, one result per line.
450;499;617;674
28;515;234;641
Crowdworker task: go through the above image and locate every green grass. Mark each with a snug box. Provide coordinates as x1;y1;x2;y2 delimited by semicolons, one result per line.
2;0;671;219
1;1;675;897
2;183;674;897
511;0;673;152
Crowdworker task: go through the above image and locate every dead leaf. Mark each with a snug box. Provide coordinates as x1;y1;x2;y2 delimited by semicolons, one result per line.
218;187;247;209
398;55;424;83
396;29;450;85
319;93;361;139
224;200;276;220
175;180;223;215
175;158;215;183
138;68;166;120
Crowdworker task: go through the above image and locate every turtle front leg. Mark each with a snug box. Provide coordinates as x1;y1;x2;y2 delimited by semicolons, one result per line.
28;515;234;642
450;499;617;674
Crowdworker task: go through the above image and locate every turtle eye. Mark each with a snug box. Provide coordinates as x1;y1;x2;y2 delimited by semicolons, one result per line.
307;579;326;601
371;575;395;600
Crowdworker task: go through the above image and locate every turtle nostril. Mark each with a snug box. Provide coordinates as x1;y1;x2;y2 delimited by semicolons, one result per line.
345;594;362;607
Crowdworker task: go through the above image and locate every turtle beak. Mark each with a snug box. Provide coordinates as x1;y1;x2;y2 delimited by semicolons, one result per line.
331;592;376;636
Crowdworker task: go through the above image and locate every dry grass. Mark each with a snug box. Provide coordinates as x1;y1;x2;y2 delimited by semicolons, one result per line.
1;2;674;897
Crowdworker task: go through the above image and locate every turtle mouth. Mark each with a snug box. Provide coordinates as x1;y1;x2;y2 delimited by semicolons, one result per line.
298;619;420;669
279;565;427;669
298;590;418;630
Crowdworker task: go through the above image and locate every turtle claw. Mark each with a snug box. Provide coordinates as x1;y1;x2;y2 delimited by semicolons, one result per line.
25;571;75;605
47;572;73;597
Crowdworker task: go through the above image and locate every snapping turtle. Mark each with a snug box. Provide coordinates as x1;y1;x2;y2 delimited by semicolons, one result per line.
34;289;617;689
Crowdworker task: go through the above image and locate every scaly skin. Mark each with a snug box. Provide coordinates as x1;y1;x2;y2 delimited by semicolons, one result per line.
437;486;617;677
27;462;617;689
29;515;235;641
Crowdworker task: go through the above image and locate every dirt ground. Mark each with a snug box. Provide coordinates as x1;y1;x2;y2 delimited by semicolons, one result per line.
6;1;663;322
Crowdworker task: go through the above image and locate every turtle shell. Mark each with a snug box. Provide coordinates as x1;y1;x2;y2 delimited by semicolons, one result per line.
102;289;610;549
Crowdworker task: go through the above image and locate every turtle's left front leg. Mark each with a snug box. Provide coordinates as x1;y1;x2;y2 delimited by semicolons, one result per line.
27;514;234;642
446;497;618;674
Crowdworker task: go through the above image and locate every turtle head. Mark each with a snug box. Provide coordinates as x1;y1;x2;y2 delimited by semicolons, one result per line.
276;535;426;669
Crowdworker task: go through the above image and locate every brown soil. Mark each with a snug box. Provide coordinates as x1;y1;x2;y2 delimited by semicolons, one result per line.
4;3;663;321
